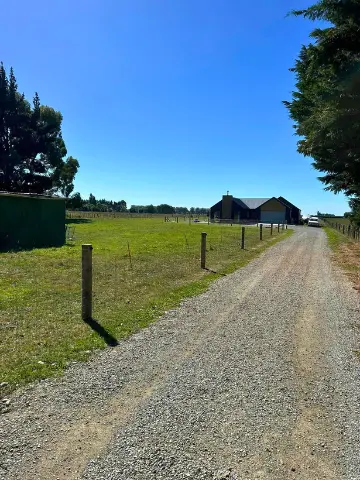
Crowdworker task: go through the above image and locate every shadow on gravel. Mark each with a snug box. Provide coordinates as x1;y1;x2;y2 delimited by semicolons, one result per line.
84;318;119;347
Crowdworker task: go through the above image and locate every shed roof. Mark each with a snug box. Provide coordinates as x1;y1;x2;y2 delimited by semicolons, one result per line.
235;198;271;209
0;191;64;200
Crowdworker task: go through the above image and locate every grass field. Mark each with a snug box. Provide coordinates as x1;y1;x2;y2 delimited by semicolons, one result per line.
0;217;292;393
322;216;350;227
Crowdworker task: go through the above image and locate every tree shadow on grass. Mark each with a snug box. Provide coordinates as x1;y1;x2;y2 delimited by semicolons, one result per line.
65;218;92;224
83;317;119;347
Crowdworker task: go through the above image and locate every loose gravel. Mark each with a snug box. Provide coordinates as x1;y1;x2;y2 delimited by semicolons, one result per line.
0;227;359;479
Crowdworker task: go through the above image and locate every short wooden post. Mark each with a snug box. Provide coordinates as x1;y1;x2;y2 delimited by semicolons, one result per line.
260;224;263;241
286;224;288;230
176;216;179;223
82;244;93;320
201;232;207;269
270;223;273;236
278;223;280;233
241;226;245;249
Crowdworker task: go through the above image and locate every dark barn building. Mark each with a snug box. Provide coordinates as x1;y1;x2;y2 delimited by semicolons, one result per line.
210;194;301;224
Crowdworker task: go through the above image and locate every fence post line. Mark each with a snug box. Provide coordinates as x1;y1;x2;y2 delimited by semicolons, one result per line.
260;224;263;241
201;232;207;269
82;244;93;321
270;223;273;236
241;226;245;249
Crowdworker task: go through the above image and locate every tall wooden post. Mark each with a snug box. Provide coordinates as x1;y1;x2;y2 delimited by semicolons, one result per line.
241;227;245;249
201;232;207;269
270;223;273;236
260;224;263;241
82;244;93;320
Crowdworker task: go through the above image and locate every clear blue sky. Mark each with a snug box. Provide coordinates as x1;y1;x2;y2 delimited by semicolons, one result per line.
1;0;349;215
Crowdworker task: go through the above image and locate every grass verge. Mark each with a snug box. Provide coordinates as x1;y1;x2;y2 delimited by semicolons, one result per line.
324;227;360;360
1;218;292;394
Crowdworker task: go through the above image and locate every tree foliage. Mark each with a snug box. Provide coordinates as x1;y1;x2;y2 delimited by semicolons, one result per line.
0;63;79;195
284;0;360;196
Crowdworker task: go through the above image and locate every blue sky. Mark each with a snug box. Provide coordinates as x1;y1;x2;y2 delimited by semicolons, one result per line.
1;0;349;215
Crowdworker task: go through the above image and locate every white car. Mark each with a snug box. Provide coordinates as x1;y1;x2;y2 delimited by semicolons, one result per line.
308;216;320;227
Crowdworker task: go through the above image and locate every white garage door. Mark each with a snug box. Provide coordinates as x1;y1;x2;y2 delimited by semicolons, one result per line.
260;211;286;223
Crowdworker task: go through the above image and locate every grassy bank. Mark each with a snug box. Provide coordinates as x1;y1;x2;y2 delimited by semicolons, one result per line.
324;226;360;360
0;218;292;392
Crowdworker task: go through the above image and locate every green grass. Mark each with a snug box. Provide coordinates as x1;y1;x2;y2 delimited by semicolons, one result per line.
322;216;350;227
324;227;353;250
0;218;292;392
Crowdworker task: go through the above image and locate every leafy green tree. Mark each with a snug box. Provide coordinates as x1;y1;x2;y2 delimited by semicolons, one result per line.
89;193;96;205
67;192;83;210
157;204;175;214
146;204;156;213
0;63;79;194
284;0;360;196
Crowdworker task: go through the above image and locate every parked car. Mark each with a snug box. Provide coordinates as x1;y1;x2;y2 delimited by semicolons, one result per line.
308;216;320;227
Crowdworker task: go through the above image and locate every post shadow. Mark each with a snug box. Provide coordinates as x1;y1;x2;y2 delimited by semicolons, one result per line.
83;317;119;347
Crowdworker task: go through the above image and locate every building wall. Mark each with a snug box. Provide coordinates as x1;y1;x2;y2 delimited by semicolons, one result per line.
261;198;286;213
0;194;65;250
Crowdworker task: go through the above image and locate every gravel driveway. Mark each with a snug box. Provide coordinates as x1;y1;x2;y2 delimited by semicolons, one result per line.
1;227;359;480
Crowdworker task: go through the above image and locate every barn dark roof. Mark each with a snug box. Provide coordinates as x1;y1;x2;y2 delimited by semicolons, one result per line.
235;198;271;209
278;196;299;210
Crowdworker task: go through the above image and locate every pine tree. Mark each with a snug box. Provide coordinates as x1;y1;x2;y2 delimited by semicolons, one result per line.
284;0;360;196
0;63;79;194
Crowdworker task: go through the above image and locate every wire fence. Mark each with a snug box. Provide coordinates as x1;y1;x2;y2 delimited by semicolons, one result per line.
1;218;288;386
87;222;287;322
323;218;360;241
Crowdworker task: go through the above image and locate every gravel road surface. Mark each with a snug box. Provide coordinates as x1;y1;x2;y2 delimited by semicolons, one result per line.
1;227;359;479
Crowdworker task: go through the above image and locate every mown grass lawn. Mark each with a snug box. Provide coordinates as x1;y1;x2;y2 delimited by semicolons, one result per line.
0;218;292;392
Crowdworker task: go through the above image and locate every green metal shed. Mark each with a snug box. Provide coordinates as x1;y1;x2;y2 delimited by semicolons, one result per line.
0;192;66;250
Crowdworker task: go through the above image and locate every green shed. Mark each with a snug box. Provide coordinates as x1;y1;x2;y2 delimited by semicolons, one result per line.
0;192;66;250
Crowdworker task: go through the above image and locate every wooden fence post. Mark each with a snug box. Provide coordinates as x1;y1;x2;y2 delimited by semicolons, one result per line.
270;223;273;236
286;224;288;230
201;232;207;269
278;223;280;233
241;226;245;249
82;244;93;321
260;224;263;241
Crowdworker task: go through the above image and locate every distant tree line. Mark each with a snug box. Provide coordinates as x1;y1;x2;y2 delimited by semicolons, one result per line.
317;212;336;218
67;192;209;215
